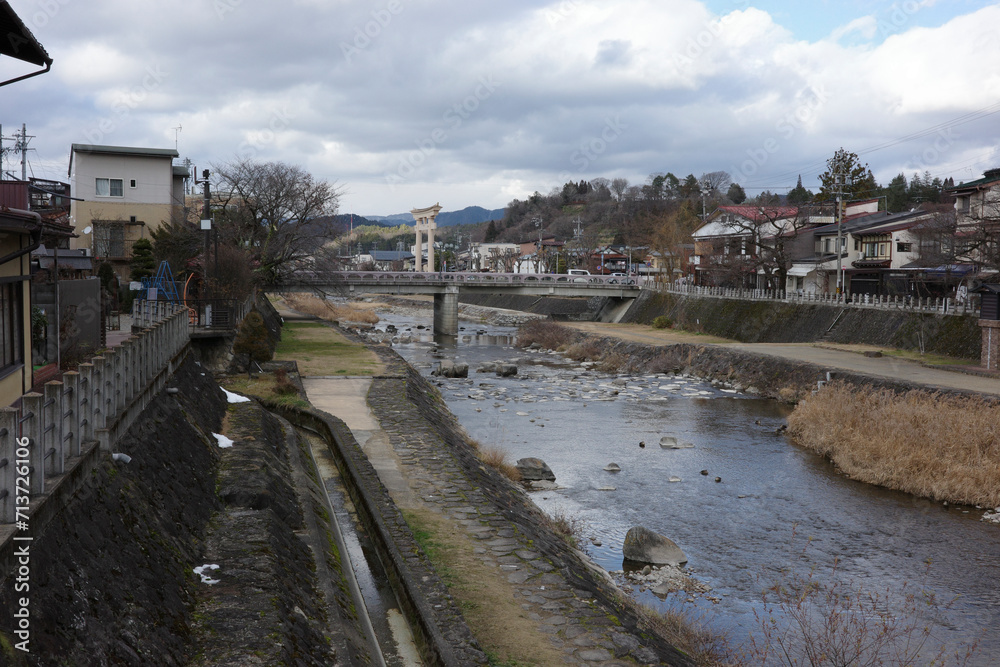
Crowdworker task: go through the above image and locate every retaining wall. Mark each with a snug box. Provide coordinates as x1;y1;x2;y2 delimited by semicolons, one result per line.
621;290;984;359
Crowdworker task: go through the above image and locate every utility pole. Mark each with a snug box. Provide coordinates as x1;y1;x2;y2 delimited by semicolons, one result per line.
832;169;852;298
532;217;543;273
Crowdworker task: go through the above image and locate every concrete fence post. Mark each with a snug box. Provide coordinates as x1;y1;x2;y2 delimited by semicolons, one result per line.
43;381;64;477
21;393;44;495
0;407;19;523
78;363;94;442
91;357;106;433
104;349;119;425
62;371;81;457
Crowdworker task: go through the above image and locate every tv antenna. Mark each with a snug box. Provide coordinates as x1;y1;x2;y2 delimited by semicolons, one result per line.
173;124;182;150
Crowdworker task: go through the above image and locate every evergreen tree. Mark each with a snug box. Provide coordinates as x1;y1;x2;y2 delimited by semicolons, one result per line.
232;311;273;377
130;238;156;281
484;219;500;243
786;175;813;205
726;183;747;204
884;173;910;212
816;148;879;201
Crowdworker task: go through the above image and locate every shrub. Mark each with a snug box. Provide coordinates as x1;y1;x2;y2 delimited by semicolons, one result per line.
273;368;298;395
233;312;274;376
517;320;574;350
652;315;673;329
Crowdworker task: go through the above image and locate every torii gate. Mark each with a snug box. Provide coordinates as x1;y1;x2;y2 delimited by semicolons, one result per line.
411;203;442;272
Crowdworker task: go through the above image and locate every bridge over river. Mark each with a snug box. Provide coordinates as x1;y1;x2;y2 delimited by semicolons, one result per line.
271;271;643;334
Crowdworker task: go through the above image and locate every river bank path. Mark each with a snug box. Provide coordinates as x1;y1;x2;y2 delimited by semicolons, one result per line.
563;322;1000;397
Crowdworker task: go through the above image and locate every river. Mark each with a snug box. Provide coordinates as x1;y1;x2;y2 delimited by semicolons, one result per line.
363;306;998;663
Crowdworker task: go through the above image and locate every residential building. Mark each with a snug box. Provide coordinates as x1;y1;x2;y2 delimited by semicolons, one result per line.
692;205;801;288
947;168;1000;281
468;242;519;272
68;144;189;280
358;249;414;271
788;209;933;295
1;0;52;407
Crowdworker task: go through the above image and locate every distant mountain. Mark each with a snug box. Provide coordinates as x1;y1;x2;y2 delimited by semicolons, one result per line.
333;214;401;228
364;206;505;227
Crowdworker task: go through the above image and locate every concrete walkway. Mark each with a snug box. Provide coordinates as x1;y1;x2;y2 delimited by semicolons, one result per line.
565;322;1000;397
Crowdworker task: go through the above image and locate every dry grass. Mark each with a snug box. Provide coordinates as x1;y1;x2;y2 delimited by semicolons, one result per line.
517;319;575;350
283;294;380;325
476;445;522;482
788;382;1000;507
563;340;602;361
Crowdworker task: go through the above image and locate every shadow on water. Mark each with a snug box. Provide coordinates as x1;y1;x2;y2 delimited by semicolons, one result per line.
371;310;997;662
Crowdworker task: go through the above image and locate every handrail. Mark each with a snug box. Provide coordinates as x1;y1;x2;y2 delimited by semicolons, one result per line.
660;283;981;317
0;302;192;523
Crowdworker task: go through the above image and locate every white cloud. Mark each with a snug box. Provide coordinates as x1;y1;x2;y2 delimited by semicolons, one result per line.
8;0;1000;213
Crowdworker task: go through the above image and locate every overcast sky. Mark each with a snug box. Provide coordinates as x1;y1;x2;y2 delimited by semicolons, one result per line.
3;0;1000;216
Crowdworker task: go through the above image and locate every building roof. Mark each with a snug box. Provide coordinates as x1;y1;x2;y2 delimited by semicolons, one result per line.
810;209;930;237
716;205;799;222
370;250;414;261
0;1;51;67
948;168;1000;194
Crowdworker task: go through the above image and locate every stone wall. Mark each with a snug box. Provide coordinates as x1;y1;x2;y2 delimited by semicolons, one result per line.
621;291;983;359
0;356;226;665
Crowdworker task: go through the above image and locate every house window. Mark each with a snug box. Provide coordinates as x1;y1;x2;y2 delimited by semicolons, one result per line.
897;242;912;253
96;178;124;197
130;179;137;188
0;282;25;373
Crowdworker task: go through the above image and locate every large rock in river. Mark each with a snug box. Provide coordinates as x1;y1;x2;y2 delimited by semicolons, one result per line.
496;363;518;377
432;360;468;378
622;526;687;566
515;457;555;482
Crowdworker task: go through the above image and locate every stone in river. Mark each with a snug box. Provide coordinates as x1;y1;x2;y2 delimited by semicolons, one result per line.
515;457;555;481
604;463;621;472
622;526;687;566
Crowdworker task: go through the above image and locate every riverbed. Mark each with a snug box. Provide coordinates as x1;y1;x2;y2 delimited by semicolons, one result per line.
361;305;998;662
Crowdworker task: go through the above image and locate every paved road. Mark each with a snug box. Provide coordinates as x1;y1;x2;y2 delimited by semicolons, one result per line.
565;322;1000;397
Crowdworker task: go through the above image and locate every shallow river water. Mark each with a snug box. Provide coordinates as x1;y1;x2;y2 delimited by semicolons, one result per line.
369;311;999;662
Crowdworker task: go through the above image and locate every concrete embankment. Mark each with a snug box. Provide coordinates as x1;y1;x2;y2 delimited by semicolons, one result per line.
355;340;699;665
621;290;982;360
0;355;375;666
0;356;226;665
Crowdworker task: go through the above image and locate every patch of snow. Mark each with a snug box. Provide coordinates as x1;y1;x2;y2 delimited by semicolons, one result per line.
194;564;221;585
221;387;251;403
213;433;234;448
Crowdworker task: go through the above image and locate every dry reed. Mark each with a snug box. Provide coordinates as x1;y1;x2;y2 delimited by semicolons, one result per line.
788;382;1000;507
284;294;379;324
477;445;522;482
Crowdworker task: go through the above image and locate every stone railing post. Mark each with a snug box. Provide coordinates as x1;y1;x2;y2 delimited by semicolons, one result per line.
62;371;81;457
0;407;19;522
90;357;106;433
21;393;44;495
78;363;94;443
104;348;119;425
43;381;64;477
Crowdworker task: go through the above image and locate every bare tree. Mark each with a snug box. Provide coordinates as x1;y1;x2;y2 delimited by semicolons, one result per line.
610;177;630;202
700;171;732;196
212;158;341;283
718;205;812;290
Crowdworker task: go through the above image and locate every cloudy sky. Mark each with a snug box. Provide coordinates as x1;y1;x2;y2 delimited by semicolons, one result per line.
3;0;1000;216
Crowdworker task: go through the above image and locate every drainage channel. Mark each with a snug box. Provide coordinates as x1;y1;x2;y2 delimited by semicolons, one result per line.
297;427;423;667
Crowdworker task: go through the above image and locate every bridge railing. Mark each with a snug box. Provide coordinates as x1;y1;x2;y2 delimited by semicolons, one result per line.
284;270;645;287
662;283;981;317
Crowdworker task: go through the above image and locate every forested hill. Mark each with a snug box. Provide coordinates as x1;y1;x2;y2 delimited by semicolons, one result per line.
363;205;505;227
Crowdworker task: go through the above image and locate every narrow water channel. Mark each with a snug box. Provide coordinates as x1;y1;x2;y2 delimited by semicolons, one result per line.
368;309;998;662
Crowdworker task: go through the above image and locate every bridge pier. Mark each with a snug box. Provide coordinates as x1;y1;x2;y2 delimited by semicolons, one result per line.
433;286;459;336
